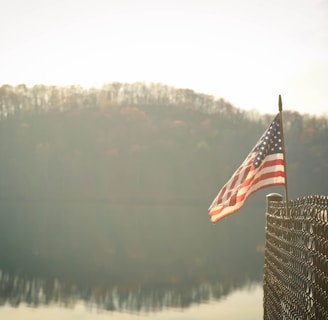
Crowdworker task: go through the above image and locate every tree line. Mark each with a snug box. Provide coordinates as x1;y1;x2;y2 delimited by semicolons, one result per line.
0;82;327;202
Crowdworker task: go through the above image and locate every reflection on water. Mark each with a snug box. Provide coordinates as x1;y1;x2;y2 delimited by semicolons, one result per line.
0;270;260;313
0;201;264;316
0;285;263;320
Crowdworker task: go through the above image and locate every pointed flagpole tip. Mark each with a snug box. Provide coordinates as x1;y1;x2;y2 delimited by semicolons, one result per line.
278;95;282;112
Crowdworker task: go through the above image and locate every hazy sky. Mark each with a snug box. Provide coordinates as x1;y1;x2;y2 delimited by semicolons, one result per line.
1;0;327;115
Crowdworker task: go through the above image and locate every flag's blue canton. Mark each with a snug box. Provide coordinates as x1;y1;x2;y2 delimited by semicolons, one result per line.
252;115;283;168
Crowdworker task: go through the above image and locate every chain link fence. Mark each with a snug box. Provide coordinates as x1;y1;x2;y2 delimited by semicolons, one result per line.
264;194;328;319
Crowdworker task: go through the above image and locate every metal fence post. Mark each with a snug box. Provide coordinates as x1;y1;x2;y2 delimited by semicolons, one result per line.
264;193;283;320
266;193;283;212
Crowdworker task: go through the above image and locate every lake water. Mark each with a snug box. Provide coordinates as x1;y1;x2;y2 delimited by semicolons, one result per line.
0;201;265;319
0;284;263;319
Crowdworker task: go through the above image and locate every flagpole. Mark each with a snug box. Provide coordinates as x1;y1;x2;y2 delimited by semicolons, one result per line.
278;95;289;215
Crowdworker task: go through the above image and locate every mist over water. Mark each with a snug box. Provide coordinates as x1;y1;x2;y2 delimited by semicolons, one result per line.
0;201;264;318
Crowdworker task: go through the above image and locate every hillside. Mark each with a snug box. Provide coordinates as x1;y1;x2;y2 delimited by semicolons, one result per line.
0;82;327;202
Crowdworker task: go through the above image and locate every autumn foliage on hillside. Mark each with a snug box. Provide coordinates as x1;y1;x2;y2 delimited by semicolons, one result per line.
0;82;327;202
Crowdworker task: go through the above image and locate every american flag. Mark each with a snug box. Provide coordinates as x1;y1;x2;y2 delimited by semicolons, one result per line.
208;114;285;223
